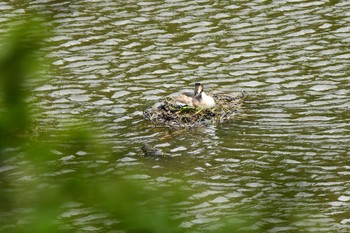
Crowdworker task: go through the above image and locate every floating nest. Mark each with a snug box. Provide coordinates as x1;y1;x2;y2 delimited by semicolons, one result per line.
144;92;247;127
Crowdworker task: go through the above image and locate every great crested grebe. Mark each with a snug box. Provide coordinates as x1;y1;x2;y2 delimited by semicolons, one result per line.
176;83;215;108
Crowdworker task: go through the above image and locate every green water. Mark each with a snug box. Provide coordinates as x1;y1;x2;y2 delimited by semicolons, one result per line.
0;0;349;232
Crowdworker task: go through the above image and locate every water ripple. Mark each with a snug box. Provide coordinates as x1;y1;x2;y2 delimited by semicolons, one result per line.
1;0;350;232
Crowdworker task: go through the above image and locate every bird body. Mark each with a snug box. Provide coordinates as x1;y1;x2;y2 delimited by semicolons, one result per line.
176;83;215;109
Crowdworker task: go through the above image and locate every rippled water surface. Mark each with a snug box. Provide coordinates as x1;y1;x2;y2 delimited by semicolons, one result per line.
1;0;350;232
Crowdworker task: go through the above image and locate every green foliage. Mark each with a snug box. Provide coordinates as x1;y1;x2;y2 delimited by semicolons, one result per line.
178;105;197;114
0;16;184;233
0;15;47;148
0;14;254;233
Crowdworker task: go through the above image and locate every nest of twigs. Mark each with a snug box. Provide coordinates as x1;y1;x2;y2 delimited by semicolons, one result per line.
143;92;247;127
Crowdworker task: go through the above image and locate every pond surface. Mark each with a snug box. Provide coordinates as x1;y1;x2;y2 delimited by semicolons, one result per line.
1;0;350;232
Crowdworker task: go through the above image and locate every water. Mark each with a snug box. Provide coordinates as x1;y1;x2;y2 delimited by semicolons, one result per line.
1;0;350;232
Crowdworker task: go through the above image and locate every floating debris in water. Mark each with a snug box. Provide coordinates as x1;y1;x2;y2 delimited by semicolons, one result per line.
140;143;165;158
144;92;247;127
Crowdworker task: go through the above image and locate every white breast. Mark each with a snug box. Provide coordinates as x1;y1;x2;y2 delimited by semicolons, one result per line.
201;92;215;108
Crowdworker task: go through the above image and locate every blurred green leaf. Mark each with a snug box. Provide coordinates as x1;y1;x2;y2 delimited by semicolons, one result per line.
0;15;48;148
